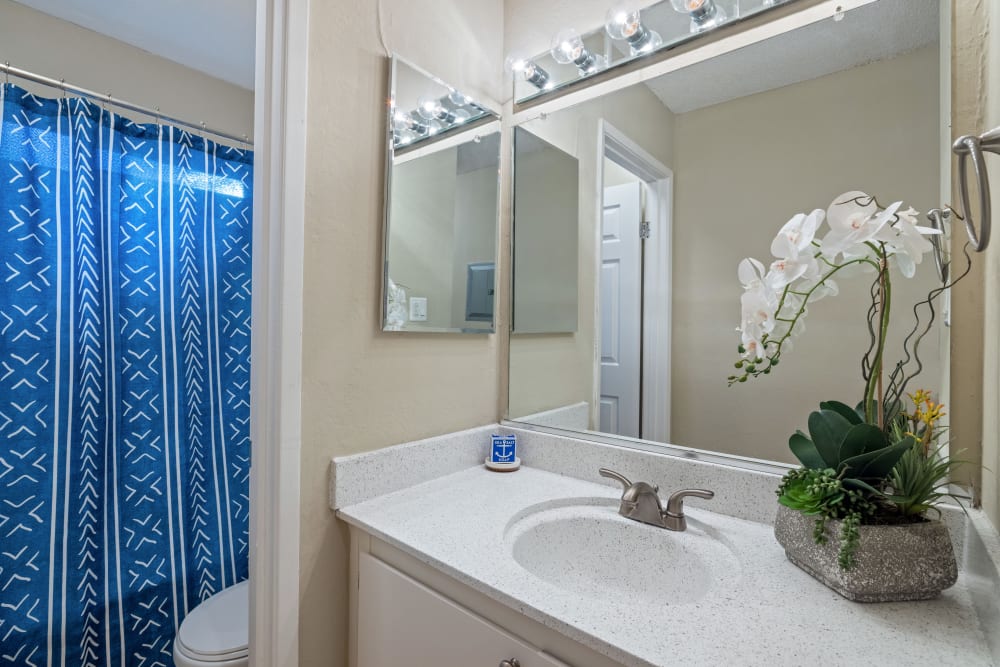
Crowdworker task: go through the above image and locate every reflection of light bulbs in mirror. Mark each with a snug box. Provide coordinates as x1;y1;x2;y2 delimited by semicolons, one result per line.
448;88;473;107
453;108;472;124
416;95;440;120
550;28;606;74
416;95;456;123
669;0;727;33
605;3;662;55
396;130;415;146
426;119;443;136
504;53;552;90
392;109;427;135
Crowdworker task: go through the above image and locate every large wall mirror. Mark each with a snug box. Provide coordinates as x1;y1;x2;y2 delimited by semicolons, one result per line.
382;56;501;333
508;0;949;465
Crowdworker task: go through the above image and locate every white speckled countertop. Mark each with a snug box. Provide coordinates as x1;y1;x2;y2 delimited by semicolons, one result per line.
338;465;994;667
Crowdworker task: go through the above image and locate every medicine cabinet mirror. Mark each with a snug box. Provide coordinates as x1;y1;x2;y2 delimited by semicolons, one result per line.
507;0;950;466
382;56;501;333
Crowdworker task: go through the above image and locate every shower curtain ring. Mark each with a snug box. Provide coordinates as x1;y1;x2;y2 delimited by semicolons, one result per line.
154;106;161;126
4;62;9;86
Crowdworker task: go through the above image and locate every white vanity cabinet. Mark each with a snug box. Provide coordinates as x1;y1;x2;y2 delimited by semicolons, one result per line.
348;528;622;667
357;553;568;667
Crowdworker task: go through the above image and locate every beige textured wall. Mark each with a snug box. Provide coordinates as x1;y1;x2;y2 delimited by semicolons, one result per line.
951;0;988;504
300;1;503;665
672;46;942;464
978;0;1000;528
0;0;253;140
508;84;675;424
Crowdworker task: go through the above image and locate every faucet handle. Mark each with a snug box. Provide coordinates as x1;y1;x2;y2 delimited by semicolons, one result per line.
599;467;633;492
665;489;715;517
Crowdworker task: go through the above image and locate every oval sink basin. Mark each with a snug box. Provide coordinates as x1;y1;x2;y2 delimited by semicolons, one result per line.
505;499;741;606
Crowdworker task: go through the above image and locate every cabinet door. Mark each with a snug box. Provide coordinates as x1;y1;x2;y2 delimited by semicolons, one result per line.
357;552;570;667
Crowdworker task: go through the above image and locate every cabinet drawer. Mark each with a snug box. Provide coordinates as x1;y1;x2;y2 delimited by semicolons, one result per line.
357;552;570;667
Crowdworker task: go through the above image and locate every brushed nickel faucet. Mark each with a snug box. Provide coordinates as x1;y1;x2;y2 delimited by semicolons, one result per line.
599;468;715;531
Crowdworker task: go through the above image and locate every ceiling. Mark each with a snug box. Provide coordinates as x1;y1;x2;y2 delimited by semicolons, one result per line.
645;0;939;114
14;0;255;89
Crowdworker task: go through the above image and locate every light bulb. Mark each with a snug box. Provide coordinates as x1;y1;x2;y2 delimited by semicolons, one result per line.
669;0;727;33
416;95;440;120
447;89;473;107
392;110;428;135
605;4;662;55
416;95;456;123
504;53;552;90
550;28;585;65
550;28;606;74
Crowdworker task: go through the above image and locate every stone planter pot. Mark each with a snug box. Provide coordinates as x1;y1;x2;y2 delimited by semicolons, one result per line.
773;504;957;602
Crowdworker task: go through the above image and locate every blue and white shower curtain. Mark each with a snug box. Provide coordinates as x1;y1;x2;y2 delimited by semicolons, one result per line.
0;84;252;666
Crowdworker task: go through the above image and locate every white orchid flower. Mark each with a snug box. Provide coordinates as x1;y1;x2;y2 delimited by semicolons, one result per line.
738;257;768;290
741;331;766;361
771;209;823;260
821;195;903;260
766;257;811;290
739;284;778;346
874;206;941;278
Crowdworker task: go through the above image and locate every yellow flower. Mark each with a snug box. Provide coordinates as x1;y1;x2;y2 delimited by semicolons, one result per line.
908;389;932;407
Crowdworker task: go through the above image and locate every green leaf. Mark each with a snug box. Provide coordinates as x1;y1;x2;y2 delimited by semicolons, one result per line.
842;477;883;496
789;432;826;469
820;400;864;426
808;410;853;468
838;423;883;461
841;438;914;480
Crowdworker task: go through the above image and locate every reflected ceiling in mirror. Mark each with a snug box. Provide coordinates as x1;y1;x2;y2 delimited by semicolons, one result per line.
507;0;948;465
383;57;501;333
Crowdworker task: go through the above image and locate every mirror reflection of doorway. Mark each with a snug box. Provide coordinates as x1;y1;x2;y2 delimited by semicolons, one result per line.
598;123;673;442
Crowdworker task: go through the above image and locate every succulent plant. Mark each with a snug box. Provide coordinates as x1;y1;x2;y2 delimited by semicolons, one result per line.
787;400;915;492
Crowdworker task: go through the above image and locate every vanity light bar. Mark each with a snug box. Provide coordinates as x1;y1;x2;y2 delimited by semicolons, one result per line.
507;0;741;98
392;94;483;149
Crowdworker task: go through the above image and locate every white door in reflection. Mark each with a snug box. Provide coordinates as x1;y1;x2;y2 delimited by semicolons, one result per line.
600;182;643;437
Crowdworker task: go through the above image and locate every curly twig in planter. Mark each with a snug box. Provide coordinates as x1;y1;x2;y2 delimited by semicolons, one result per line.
884;241;974;412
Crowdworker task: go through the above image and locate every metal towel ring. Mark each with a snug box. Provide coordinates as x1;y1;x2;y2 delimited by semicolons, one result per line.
953;127;1000;252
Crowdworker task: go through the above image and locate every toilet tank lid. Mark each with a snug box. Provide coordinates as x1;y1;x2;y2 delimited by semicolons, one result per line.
177;580;249;656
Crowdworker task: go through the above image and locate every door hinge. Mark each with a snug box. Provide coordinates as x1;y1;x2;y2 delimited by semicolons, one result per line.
640;221;651;240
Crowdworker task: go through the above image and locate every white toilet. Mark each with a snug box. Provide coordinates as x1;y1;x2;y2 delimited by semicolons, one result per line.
173;580;249;667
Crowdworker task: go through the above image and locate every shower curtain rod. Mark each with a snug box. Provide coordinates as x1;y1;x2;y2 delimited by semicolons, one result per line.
1;62;254;147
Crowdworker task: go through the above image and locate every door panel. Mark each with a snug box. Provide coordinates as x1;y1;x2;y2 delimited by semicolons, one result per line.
600;182;642;438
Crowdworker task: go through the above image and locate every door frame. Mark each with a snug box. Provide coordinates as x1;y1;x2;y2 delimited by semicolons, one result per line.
596;120;673;443
249;0;309;664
